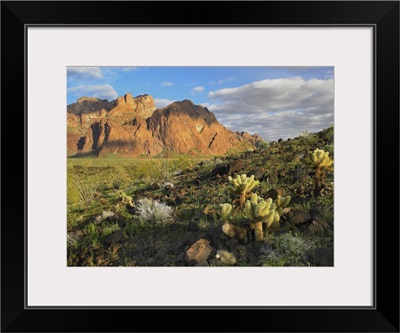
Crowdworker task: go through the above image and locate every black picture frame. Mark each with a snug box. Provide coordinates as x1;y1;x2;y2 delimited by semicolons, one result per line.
1;1;399;332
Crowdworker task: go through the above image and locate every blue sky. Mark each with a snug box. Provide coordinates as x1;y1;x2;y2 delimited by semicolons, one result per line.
67;66;334;141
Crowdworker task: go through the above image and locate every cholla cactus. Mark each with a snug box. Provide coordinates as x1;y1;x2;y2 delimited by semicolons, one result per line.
228;174;259;208
220;203;233;220
117;190;134;207
244;193;280;241
304;148;334;197
274;195;291;216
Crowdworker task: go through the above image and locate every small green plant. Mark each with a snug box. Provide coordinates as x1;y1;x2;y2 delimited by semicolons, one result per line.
228;174;259;208
303;148;334;197
84;221;96;235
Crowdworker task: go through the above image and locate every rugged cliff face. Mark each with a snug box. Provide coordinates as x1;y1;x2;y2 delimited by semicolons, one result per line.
67;93;261;157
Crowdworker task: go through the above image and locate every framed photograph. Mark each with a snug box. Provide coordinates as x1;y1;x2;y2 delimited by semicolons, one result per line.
2;1;399;332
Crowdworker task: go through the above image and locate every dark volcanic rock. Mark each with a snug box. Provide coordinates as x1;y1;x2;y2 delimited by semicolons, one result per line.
248;168;266;180
287;210;312;225
105;230;124;244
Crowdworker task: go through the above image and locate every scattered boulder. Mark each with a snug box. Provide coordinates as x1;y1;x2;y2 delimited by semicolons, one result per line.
185;239;213;265
215;250;237;266
306;217;330;236
248;168;266;180
229;160;245;174
211;163;230;177
265;188;286;200
211;160;246;177
105;230;123;244
287;210;312;225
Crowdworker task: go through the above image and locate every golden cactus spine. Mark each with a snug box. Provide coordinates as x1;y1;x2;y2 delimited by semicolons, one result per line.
220;203;233;221
304;148;334;197
228;174;259;208
244;193;280;241
274;195;291;216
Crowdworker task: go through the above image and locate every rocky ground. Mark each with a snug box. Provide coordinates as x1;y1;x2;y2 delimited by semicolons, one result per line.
67;126;334;267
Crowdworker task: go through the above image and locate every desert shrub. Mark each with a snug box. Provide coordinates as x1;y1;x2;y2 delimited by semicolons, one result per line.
136;198;174;224
150;158;178;183
261;232;315;266
73;180;98;208
112;165;131;189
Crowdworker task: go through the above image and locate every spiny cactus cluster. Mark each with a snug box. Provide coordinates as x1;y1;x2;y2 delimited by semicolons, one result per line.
228;174;259;208
220;173;292;241
244;194;279;241
274;195;291;216
220;203;233;220
305;148;334;169
304;148;334;197
117;190;134;207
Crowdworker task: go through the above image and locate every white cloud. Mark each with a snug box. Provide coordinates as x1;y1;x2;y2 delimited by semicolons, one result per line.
191;86;204;94
161;81;173;87
208;77;334;141
154;98;175;109
67;67;103;80
68;84;118;101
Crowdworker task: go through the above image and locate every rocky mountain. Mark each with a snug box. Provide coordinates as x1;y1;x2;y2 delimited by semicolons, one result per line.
67;96;115;115
67;93;261;157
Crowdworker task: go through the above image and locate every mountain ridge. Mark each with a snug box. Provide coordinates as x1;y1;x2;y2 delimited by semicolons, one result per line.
67;93;262;157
